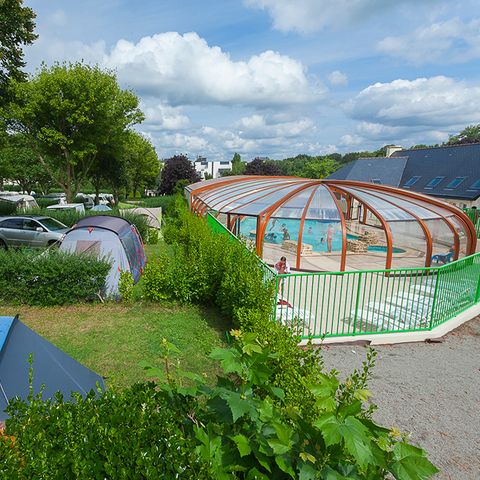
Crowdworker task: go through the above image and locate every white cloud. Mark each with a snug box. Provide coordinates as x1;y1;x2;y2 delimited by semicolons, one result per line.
244;0;419;33
141;103;191;130
103;32;321;107
327;70;348;86
237;113;314;139
378;18;480;65
157;133;208;152
346;76;480;128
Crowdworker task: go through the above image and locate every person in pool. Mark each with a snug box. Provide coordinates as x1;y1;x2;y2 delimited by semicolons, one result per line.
281;226;290;241
326;224;334;252
307;226;313;234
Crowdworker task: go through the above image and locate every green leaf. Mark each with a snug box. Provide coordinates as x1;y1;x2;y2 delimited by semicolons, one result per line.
341;416;374;467
231;434;252;458
210;348;243;375
267;439;291;455
390;443;439;480
353;388;372;402
275;455;296;478
314;414;342;446
299;452;316;464
298;462;317;480
246;467;270;480
269;386;285;400
221;391;256;422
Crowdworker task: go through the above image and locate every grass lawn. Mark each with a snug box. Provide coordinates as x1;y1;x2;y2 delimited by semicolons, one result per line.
3;303;230;389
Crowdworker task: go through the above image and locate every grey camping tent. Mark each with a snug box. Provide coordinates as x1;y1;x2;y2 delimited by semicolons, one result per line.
0;316;104;421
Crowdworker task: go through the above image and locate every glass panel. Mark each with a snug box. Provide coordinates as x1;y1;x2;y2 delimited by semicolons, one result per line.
403;176;421;187
425;176;445;188
227;184;308;216
305;185;340;220
468;179;480;190
445;177;466;189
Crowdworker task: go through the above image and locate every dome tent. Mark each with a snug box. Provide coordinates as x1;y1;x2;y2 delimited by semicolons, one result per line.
0;315;104;421
59;216;146;296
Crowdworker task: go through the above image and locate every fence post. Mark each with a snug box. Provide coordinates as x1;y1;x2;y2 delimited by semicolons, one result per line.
475;266;480;303
353;272;362;335
429;268;441;330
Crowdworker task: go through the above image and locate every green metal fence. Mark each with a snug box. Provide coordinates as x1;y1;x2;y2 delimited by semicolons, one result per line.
463;208;480;238
207;213;480;339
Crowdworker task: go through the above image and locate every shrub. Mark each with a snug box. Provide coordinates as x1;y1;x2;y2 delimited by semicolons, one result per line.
0;337;438;479
118;270;134;302
31;208;150;242
0;249;110;306
132;195;175;210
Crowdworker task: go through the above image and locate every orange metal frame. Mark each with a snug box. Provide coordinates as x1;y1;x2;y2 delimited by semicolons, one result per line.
188;176;477;271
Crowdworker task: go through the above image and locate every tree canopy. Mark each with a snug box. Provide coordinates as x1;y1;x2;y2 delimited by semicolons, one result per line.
9;63;144;201
0;0;37;104
158;154;200;195
446;124;480;145
244;157;282;176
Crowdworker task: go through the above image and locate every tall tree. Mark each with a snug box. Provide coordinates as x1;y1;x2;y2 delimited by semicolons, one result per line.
244;157;282;176
446;125;480;145
124;131;160;197
0;133;52;193
0;0;37;105
9;63;144;201
158;154;200;195
301;158;339;179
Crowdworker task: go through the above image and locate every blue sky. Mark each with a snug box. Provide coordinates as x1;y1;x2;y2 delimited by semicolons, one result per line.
23;0;480;161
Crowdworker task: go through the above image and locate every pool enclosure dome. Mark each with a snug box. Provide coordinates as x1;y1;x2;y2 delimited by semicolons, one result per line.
187;176;477;272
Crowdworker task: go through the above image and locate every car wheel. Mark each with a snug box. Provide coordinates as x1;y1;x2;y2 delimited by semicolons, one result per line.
0;239;7;250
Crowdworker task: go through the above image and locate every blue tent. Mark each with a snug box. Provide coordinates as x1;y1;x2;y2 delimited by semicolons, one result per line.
59;215;146;295
91;204;112;211
0;316;104;421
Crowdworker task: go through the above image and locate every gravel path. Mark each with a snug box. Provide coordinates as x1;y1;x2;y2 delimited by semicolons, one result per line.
320;318;480;479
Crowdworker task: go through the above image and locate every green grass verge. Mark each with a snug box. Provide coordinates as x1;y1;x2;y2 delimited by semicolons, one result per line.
3;303;229;389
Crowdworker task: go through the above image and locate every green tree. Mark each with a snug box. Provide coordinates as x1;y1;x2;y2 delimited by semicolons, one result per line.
124;131;160;197
446;124;480;145
0;133;51;193
301;157;339;179
158;154;200;195
244;157;283;176
9;63;144;201
0;0;37;105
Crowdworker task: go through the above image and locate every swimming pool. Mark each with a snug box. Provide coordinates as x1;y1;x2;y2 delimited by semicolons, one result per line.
240;217;405;254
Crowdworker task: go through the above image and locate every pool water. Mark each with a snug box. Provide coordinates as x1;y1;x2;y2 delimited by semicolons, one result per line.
239;217;405;254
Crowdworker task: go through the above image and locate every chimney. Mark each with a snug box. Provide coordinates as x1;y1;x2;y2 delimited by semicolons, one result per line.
385;145;403;157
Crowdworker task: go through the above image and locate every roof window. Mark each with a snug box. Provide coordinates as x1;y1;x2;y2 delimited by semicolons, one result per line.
468;179;480;190
446;177;466;189
425;176;445;189
370;179;382;184
403;176;421;187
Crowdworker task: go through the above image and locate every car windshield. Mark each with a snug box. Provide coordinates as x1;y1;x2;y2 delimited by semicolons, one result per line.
40;217;67;231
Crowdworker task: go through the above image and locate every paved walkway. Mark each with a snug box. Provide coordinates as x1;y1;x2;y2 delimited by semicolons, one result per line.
320;317;480;479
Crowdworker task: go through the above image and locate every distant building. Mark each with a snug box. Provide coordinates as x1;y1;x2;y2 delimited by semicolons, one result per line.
328;143;480;208
193;156;232;179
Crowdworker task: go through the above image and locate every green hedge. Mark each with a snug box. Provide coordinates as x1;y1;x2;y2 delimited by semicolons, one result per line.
0;249;110;306
32;208;150;242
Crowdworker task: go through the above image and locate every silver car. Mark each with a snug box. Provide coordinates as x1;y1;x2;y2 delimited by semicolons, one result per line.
0;216;69;249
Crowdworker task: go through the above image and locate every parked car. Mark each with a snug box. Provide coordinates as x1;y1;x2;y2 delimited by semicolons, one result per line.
0;216;69;249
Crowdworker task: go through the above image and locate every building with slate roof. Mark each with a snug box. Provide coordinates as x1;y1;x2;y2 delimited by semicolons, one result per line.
328;143;480;208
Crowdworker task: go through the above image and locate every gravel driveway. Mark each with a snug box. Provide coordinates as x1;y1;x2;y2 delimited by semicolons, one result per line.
320;317;480;479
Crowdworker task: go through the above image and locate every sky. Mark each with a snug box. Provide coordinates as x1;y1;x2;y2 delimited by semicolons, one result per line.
22;0;480;161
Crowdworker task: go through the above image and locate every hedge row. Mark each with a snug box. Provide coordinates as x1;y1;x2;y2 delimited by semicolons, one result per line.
0;249;110;305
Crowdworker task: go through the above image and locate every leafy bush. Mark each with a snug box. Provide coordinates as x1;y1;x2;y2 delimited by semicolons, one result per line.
35;198;59;208
0;199;17;215
0;337;438;479
131;195;175;210
118;270;134;302
31;208;150;242
0;249;110;306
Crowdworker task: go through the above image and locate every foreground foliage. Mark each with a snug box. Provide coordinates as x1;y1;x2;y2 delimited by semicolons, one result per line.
0;337;438;479
0;249;109;305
